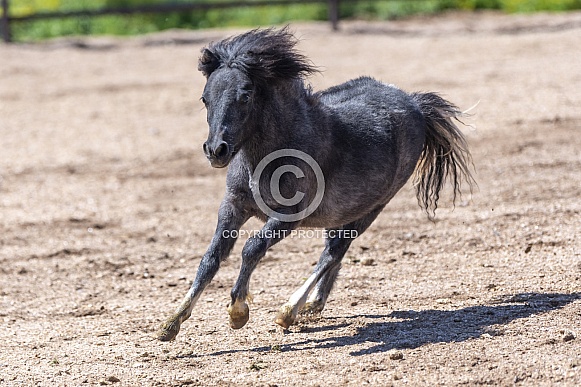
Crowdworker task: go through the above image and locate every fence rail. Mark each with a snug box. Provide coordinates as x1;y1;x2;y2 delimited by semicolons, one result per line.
0;0;343;43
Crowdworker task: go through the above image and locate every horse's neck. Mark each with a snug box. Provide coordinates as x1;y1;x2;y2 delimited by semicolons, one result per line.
244;82;312;164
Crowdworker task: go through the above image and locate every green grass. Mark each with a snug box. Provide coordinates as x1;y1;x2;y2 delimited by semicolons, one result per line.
4;0;581;42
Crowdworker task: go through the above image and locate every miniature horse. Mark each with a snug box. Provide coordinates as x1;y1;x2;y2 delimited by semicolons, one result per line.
158;28;474;341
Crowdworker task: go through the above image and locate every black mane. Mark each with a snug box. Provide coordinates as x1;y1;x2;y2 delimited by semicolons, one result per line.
198;27;318;85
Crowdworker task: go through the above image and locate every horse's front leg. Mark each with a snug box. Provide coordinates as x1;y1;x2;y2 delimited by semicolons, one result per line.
228;219;298;329
157;200;248;341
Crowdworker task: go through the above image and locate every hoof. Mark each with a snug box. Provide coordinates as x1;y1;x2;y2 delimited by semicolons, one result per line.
157;315;181;342
300;300;324;316
275;304;296;329
228;301;249;329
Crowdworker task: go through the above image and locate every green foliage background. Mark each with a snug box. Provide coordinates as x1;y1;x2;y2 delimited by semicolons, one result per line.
4;0;581;41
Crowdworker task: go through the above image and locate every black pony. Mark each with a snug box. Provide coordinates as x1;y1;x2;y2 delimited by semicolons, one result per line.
158;27;474;341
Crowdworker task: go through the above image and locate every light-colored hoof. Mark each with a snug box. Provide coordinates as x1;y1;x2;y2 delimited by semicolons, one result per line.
157;314;182;342
300;300;325;315
275;304;296;329
227;301;249;329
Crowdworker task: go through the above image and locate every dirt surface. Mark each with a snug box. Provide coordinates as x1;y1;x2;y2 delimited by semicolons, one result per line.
1;11;580;386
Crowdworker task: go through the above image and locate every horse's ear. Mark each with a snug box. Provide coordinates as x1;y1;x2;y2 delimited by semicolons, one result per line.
198;48;220;78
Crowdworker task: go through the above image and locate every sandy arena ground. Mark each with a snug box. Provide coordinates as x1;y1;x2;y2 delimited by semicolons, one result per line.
1;11;580;386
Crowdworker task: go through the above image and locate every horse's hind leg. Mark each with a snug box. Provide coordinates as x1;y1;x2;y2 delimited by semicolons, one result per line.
275;234;350;328
275;206;384;329
301;265;340;315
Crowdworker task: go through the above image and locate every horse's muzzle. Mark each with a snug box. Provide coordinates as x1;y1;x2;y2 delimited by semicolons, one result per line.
203;140;232;168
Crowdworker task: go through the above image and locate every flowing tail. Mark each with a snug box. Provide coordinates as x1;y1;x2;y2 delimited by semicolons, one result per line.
411;92;476;219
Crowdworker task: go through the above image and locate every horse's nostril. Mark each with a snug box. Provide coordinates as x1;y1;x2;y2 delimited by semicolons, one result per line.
215;142;229;158
203;142;209;155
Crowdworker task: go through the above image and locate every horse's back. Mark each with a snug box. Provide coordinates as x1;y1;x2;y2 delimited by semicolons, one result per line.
305;77;427;226
318;76;422;122
317;76;425;167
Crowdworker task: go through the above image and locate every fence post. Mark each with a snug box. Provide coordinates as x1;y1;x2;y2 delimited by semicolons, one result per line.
328;0;339;31
1;0;10;43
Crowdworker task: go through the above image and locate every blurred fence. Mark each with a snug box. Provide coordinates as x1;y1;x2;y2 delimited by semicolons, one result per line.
1;0;344;42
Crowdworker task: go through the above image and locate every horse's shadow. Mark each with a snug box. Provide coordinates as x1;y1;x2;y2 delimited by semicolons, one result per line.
190;292;580;357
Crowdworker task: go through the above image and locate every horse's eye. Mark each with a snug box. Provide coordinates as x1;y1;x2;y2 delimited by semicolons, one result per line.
200;96;207;105
239;93;250;103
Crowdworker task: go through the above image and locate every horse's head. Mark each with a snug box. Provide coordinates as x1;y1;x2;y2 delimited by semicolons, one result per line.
197;28;318;168
199;52;256;168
